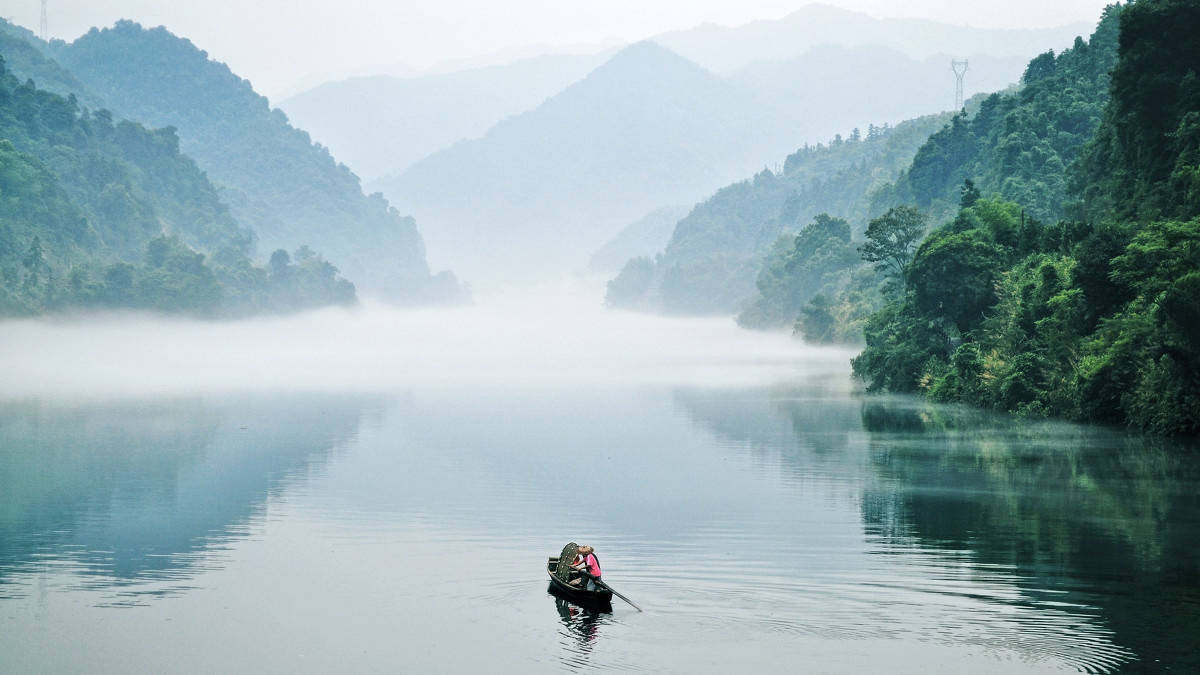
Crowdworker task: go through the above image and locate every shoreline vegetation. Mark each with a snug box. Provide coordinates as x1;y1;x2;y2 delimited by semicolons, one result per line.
852;1;1199;436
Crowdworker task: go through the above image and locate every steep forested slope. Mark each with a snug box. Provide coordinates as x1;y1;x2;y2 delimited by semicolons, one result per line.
0;55;246;256
870;15;1120;224
0;57;355;316
732;13;1118;337
606;113;951;314
853;1;1200;435
46;21;459;302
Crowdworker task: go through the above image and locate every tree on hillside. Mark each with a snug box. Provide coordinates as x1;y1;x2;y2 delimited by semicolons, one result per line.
858;206;926;282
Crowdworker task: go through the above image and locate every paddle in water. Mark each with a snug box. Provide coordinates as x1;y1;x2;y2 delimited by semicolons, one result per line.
582;571;642;612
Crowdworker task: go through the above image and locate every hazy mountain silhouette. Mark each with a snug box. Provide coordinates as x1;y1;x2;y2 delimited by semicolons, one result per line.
279;51;612;182
373;36;1065;283
373;41;800;281
589;205;691;273
732;45;1029;143
653;3;1091;73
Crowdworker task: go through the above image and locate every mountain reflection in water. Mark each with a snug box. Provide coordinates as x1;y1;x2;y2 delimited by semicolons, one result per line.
0;395;382;604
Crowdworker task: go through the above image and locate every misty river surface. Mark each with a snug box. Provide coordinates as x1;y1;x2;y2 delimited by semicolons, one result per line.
1;288;1198;673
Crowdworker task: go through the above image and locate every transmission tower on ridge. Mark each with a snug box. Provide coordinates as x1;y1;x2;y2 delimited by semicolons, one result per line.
39;0;48;41
951;59;969;110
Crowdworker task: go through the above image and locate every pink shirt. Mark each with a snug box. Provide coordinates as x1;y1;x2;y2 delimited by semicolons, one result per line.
582;553;601;577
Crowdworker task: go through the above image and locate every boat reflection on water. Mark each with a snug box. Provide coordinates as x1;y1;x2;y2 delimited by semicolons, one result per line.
552;594;611;667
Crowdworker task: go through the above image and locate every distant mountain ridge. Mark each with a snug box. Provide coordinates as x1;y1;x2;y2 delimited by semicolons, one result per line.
375;34;1072;283
653;3;1092;73
589;205;691;273
374;41;800;282
279;51;613;181
272;6;1093;287
733;45;1029;144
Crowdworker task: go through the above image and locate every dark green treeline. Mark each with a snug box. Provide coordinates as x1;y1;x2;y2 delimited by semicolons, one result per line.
853;0;1200;435
0;56;356;316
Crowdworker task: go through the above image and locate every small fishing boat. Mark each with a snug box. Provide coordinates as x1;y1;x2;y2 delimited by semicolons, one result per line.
547;555;613;606
547;542;613;607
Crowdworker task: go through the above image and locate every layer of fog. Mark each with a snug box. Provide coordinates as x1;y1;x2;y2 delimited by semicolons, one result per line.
0;279;856;399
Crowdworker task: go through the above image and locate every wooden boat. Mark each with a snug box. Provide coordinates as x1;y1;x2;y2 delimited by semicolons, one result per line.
547;556;613;607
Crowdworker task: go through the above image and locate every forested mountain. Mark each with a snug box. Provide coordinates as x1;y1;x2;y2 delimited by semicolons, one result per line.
279;51;611;182
852;1;1200;435
605;112;952;314
0;57;354;316
375;41;798;282
869;17;1120;225
36;21;461;302
728;14;1119;337
653;4;1090;73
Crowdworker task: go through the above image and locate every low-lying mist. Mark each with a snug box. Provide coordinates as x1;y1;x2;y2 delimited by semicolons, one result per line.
0;279;857;399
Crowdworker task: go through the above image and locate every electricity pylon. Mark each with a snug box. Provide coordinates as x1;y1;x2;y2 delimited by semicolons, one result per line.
951;60;969;110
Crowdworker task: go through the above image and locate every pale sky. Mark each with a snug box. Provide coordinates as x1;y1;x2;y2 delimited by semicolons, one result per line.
8;0;1114;97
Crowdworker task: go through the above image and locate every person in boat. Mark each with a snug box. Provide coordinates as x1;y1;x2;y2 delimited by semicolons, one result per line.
570;545;602;591
566;551;584;585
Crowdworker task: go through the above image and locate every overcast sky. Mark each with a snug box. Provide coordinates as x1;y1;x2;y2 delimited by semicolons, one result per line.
9;0;1113;97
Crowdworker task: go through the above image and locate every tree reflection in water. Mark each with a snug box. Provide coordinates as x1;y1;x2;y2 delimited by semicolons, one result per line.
859;398;1200;673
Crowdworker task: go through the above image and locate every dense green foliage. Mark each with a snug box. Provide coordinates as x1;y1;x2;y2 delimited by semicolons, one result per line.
605;113;952;314
1073;1;1200;223
0;54;248;254
0;55;356;316
744;8;1118;342
737;214;858;328
857;205;927;283
36;20;459;302
871;8;1120;225
853;0;1200;435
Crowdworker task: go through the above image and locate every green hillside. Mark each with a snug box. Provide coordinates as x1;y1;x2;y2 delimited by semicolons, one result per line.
869;14;1119;224
852;1;1200;435
46;21;461;302
0;56;355;316
606;113;952;315
735;13;1116;339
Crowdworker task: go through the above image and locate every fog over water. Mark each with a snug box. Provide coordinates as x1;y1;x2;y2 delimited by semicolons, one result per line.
0;280;852;399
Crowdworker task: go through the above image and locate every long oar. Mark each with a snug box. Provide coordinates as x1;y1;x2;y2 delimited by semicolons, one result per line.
585;572;642;612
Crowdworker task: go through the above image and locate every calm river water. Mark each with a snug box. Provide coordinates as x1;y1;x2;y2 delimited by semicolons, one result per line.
0;294;1197;673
